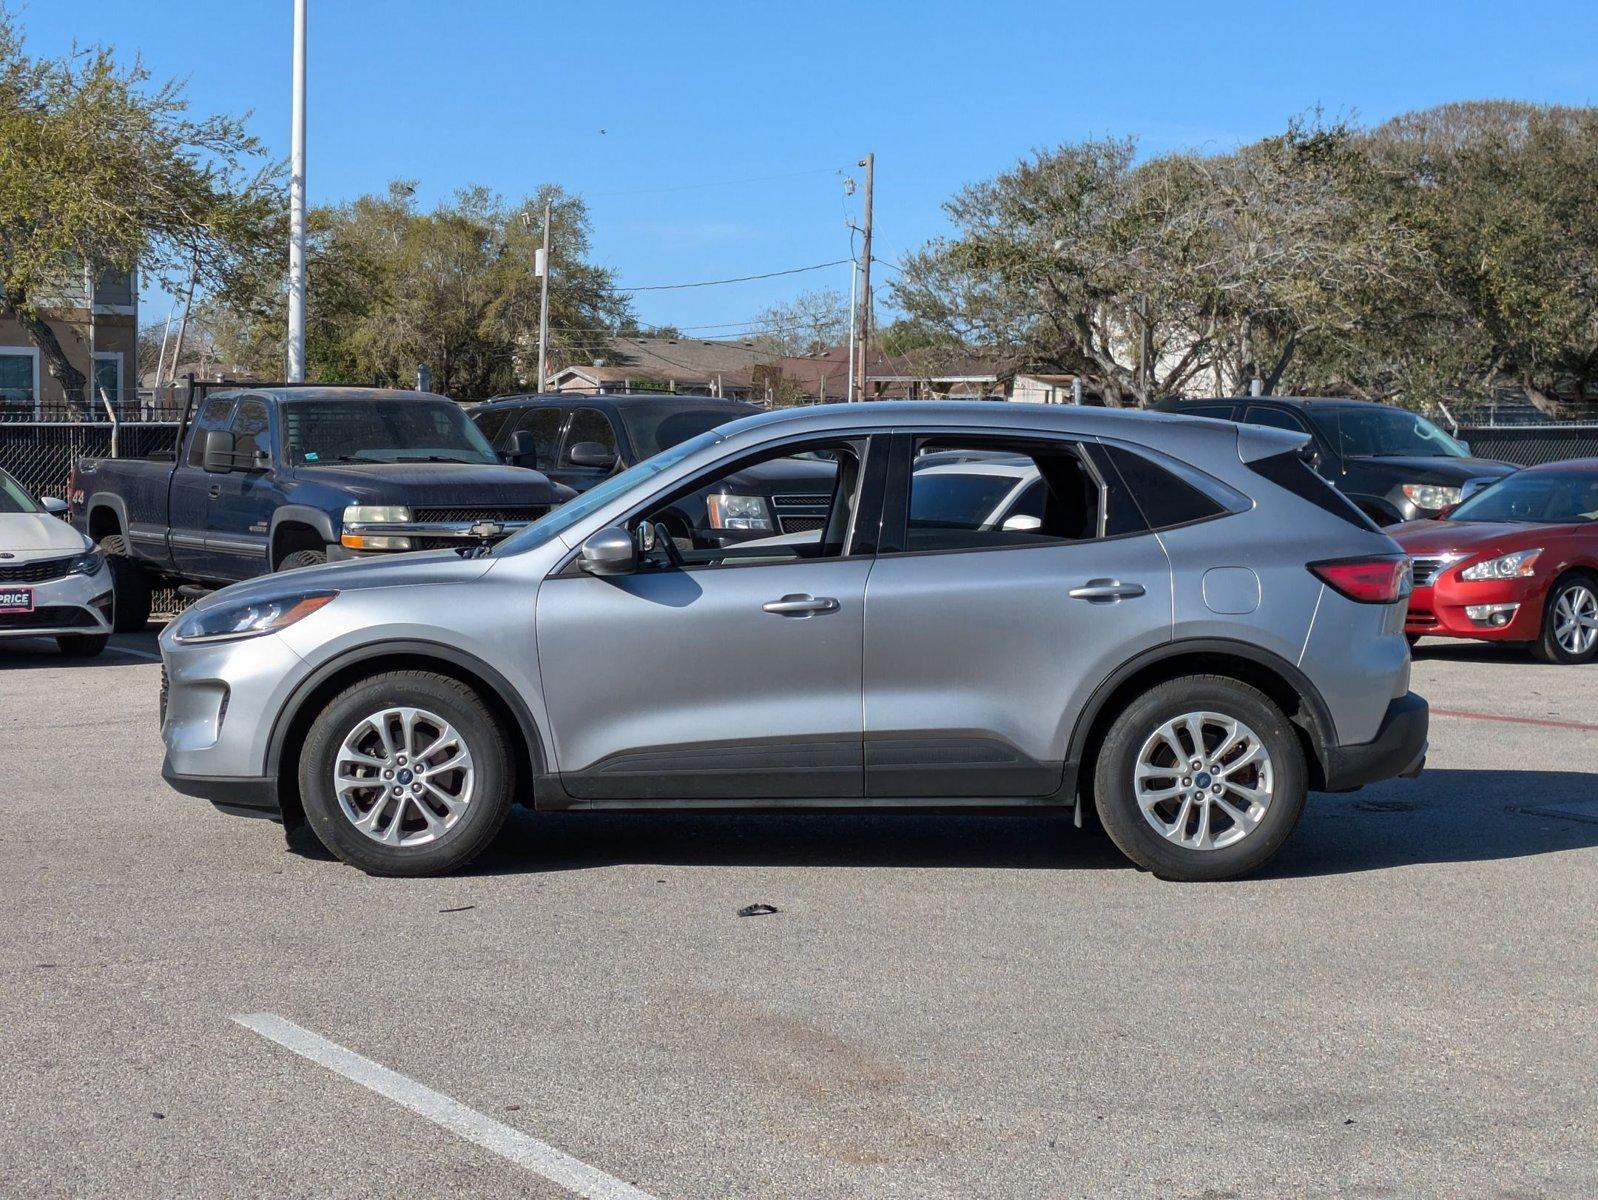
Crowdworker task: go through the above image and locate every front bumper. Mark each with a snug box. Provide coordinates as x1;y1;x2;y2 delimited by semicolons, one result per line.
161;761;280;818
1405;576;1544;642
1322;692;1429;792
0;565;113;639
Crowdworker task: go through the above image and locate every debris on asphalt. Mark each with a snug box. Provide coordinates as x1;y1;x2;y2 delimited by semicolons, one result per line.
737;903;779;917
439;904;476;913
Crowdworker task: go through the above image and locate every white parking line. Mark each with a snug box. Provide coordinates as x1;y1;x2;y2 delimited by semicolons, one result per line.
232;1013;658;1200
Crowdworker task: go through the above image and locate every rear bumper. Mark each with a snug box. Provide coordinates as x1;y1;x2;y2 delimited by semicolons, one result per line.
1322;692;1429;792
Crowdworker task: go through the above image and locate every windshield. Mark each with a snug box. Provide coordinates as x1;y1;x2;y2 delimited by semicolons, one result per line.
621;405;756;459
492;430;723;555
1448;471;1598;524
1306;407;1468;459
282;400;497;465
0;469;39;514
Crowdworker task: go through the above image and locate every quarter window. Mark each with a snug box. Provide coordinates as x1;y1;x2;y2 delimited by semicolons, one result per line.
1096;443;1231;532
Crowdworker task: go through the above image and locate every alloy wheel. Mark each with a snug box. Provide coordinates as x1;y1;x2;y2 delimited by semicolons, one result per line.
333;706;475;847
1133;711;1274;851
1552;584;1598;658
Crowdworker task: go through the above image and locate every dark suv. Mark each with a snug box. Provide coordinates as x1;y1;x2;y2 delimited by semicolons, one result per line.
1155;396;1514;525
472;393;838;548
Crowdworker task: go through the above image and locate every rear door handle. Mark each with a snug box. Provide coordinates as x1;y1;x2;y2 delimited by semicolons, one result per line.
1068;579;1145;603
763;594;839;616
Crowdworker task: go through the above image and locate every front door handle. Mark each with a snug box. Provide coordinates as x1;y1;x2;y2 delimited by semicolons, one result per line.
1068;579;1145;603
208;484;221;499
763;594;839;616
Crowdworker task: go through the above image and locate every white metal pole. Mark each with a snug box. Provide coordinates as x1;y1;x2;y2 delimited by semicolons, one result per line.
845;259;858;402
286;0;308;382
536;200;552;392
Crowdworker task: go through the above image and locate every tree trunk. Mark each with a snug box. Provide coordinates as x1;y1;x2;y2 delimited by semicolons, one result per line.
3;290;88;416
1261;333;1299;395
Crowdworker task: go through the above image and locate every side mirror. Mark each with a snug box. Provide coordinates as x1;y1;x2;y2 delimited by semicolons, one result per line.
578;526;636;577
1001;513;1043;532
201;428;235;474
1457;439;1472;455
39;496;68;515
507;429;539;467
568;441;617;469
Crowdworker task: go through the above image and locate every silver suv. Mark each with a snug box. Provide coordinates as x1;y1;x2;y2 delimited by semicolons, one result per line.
159;402;1428;882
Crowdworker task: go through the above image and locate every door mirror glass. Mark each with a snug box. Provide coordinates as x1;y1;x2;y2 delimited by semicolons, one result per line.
39;495;68;515
508;428;539;467
201;428;235;474
568;441;617;469
578;526;636;576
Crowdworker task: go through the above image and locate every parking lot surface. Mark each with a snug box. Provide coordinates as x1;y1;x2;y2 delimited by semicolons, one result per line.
2;632;1594;1198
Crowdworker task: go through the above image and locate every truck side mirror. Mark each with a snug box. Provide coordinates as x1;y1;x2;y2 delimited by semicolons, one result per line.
578;526;636;576
202;428;235;474
506;429;539;468
568;441;617;469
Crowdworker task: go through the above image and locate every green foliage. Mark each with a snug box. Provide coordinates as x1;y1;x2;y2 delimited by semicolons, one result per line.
211;182;633;399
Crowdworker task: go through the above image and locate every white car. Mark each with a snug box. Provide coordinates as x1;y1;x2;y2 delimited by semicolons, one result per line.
0;467;115;657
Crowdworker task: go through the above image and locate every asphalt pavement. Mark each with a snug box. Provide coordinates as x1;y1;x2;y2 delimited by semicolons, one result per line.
1;631;1594;1198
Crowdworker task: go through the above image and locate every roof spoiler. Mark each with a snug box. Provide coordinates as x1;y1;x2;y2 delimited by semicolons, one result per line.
1235;424;1312;464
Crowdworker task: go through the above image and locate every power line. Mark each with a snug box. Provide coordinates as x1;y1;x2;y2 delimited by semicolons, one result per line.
586;166;852;199
617;259;853;293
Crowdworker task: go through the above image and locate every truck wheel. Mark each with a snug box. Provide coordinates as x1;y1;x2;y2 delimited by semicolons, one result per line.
1533;572;1598;665
297;670;515;876
278;548;327;571
100;535;152;632
1093;675;1307;882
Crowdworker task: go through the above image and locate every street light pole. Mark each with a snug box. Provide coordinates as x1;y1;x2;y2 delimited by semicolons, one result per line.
286;0;308;382
535;200;552;393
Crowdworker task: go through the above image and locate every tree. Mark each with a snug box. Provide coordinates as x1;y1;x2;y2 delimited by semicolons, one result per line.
0;15;280;411
752;288;850;356
209;182;633;398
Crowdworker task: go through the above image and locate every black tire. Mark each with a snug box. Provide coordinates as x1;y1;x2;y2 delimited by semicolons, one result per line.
1093;675;1308;882
99;535;152;632
278;548;328;572
298;670;514;876
56;634;109;658
1532;571;1598;665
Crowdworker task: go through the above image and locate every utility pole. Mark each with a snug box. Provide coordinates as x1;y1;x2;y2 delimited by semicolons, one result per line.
535;200;552;392
845;259;858;402
286;0;308;382
853;153;874;403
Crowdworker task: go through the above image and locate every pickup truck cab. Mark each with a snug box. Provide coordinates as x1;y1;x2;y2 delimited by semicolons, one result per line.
71;387;568;630
471;393;836;547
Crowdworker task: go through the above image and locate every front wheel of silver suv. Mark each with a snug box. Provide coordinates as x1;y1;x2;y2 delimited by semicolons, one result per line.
1093;676;1307;882
299;670;514;876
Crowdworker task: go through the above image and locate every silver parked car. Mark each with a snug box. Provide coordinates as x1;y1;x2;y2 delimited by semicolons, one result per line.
159;402;1428;882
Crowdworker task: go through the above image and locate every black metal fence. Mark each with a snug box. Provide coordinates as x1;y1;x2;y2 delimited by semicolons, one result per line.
0;419;180;499
1457;424;1598;465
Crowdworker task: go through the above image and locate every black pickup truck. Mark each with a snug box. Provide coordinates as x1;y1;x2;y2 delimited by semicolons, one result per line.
470;392;838;547
70;386;568;629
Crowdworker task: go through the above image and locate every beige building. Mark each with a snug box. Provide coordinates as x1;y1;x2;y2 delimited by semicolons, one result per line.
0;267;138;417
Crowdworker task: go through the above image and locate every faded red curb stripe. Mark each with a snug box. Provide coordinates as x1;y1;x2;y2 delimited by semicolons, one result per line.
1431;707;1598;733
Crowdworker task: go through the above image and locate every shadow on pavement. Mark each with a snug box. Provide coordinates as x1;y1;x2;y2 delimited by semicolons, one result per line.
0;632;160;670
1410;639;1541;666
282;767;1597;878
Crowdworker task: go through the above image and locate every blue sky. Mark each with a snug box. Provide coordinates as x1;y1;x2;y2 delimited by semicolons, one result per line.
25;0;1598;336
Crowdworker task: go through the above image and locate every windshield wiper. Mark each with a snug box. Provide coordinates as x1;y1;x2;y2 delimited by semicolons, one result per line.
391;455;485;464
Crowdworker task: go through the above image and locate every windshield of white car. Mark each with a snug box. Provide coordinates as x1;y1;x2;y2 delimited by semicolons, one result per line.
0;469;39;514
1306;407;1468;459
492;430;724;555
282;400;497;465
1448;471;1598;524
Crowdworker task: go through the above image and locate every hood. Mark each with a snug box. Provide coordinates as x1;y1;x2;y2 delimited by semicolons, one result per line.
0;511;91;558
184;548;495;616
1348;455;1515;482
1390;518;1546;556
724;456;839;493
295;461;565;505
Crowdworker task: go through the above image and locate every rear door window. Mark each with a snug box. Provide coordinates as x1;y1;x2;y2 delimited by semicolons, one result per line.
186;397;238;467
1242;405;1311;434
506;406;565;463
229;398;272;463
562;408;621;465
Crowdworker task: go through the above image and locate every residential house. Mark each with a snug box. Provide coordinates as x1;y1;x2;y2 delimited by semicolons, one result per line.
0;267;138;417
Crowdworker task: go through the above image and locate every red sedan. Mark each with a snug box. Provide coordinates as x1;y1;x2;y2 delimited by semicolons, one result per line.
1392;459;1598;664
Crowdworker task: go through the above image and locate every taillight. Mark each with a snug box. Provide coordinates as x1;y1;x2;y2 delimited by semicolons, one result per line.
1309;556;1411;604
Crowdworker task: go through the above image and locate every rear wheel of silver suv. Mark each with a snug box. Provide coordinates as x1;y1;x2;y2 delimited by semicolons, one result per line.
1093;676;1307;882
299;670;514;876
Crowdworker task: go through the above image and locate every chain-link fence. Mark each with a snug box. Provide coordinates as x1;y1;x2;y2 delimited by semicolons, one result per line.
1457;424;1598;465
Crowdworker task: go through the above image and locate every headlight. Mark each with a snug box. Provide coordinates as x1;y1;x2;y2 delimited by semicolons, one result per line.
67;548;105;576
1459;548;1542;581
1401;483;1462;512
341;505;413;551
705;493;773;532
173;591;338;644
